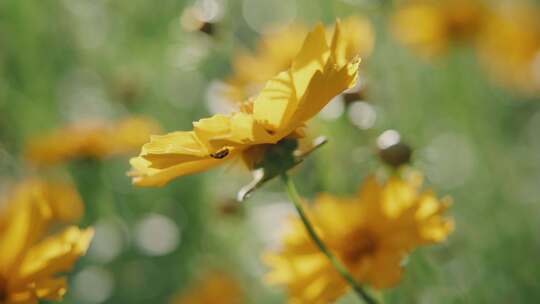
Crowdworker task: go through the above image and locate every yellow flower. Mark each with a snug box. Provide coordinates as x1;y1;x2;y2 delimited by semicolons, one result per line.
129;21;361;186
391;0;487;57
224;16;374;103
263;172;453;304
170;272;244;304
5;179;85;223
25;116;161;166
476;4;540;94
0;179;94;304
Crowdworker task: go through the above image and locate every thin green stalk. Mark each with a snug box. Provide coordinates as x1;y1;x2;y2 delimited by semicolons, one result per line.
280;173;377;304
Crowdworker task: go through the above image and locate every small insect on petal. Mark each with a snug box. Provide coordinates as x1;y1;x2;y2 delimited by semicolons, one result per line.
210;148;230;159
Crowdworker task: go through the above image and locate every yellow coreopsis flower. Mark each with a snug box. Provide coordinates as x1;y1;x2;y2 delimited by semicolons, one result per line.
476;4;540;94
129;21;361;187
6;179;85;223
263;172;453;303
224;16;374;103
25;116;161;166
0;179;94;303
170;272;244;304
391;0;488;57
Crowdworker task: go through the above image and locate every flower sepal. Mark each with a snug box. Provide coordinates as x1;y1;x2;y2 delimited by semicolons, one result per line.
237;136;327;201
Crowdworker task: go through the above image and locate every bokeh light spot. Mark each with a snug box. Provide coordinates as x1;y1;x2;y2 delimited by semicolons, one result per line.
73;266;115;304
88;218;127;263
249;201;294;250
421;133;477;190
134;213;181;256
205;81;238;114
320;96;345;121
348;101;377;129
242;0;297;34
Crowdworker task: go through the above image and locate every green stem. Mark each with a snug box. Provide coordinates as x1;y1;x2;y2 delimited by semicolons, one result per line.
280;174;377;304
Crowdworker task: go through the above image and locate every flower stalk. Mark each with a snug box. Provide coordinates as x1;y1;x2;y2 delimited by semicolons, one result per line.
280;173;377;304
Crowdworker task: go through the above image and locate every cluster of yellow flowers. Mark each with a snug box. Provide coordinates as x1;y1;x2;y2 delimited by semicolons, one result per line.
391;0;540;94
1;115;161;302
1;12;458;304
0;179;93;303
127;18;454;303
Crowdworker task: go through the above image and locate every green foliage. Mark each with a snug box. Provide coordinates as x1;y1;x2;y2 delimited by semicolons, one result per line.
1;0;540;303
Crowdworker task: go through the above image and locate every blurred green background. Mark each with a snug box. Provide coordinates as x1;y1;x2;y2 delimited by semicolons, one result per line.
1;0;540;303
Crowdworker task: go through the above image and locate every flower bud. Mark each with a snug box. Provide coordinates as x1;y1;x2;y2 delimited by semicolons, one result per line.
377;130;412;168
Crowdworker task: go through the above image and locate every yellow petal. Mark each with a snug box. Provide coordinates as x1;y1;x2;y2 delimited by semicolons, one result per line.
291;55;360;125
15;227;94;287
291;23;330;96
381;176;417;218
198;113;273;148
228;112;273;143
33;277;67;301
0;192;51;274
5;290;38;304
142;131;207;157
193;114;233;149
252;70;298;132
45;181;84;223
140;131;211;169
129;156;226;187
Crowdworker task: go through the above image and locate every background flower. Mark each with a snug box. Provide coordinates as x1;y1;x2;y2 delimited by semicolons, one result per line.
0;179;93;304
476;3;540;94
263;172;452;303
24;117;161;166
390;0;488;57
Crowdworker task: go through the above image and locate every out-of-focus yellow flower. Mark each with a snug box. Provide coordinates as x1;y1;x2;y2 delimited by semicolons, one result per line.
170;272;244;304
129;21;361;186
391;0;488;57
0;179;93;304
477;4;540;94
25;116;161;166
263;172;453;303
224;16;374;103
4;179;85;223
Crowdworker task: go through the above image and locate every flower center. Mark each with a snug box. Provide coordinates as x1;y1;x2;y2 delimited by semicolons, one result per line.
340;230;378;265
446;5;482;41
